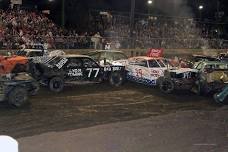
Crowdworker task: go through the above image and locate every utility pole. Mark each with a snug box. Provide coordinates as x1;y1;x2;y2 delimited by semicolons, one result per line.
61;0;65;28
130;0;135;48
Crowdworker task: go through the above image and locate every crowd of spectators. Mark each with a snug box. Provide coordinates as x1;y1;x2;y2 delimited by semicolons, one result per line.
103;14;226;49
0;8;226;50
0;9;93;49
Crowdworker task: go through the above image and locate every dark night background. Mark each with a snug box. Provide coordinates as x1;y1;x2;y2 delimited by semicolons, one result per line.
1;0;228;29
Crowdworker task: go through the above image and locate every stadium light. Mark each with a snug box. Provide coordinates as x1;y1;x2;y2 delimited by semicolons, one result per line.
199;5;203;10
48;0;54;2
148;0;153;5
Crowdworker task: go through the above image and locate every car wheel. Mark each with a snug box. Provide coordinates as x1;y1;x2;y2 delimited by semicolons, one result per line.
109;72;124;87
159;78;174;94
49;77;64;92
8;87;28;107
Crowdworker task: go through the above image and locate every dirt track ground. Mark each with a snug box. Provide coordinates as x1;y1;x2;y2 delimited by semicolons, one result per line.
0;82;222;138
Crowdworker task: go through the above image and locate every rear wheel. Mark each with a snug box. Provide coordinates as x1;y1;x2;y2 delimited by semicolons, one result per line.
8;87;28;107
49;77;64;92
159;78;174;94
109;72;124;87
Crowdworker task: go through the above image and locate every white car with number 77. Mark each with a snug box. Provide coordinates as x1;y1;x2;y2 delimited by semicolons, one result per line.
126;56;168;86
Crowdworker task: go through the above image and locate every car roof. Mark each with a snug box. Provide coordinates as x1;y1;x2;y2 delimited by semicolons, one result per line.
88;50;124;53
129;56;164;61
61;54;91;58
200;61;227;65
22;49;46;52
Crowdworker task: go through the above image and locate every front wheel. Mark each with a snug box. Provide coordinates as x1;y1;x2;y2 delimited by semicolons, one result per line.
109;72;124;87
159;78;175;94
8;87;28;107
49;77;64;92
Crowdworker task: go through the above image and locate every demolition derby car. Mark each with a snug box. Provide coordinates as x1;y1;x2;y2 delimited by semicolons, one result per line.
194;61;228;95
158;68;198;93
29;55;125;92
0;73;39;107
15;44;65;64
191;54;219;68
0;55;28;74
0;55;39;107
159;60;228;94
86;50;128;66
126;56;168;86
15;47;48;57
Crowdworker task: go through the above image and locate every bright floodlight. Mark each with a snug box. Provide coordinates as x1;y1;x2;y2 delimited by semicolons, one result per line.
148;0;153;5
199;5;203;10
48;0;54;2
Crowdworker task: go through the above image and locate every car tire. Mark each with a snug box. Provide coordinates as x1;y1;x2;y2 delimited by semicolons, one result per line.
49;77;64;92
109;72;124;87
8;87;28;107
159;78;174;94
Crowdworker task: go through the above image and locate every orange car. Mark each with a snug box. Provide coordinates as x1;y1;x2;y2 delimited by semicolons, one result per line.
0;55;28;75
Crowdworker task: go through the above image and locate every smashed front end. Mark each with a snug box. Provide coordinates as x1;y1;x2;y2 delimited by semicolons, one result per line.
167;68;198;90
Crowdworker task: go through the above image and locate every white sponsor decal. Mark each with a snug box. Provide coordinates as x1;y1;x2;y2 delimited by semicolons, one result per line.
104;67;112;72
68;69;83;77
104;66;122;71
112;67;122;71
56;58;68;69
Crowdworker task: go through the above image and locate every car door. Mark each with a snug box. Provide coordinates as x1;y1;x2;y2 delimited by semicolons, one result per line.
128;59;149;80
148;59;166;84
63;57;84;81
82;57;103;82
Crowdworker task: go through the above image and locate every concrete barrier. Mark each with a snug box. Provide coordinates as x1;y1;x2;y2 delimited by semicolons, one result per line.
0;49;227;58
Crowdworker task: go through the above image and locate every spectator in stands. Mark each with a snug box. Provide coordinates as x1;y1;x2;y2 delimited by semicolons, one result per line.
91;32;102;49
